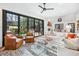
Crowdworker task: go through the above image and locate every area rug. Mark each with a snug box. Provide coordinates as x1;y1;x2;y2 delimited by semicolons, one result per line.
0;40;58;56
25;42;57;56
0;45;32;56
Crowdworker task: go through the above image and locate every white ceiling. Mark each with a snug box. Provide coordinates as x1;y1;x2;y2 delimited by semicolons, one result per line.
0;3;79;20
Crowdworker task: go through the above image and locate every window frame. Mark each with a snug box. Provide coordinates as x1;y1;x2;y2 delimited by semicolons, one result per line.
2;9;44;46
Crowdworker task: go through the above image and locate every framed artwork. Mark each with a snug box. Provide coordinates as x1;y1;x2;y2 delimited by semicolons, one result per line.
55;24;64;32
68;23;75;33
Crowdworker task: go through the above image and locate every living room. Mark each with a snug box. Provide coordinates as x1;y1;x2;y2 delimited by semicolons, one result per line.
0;3;79;56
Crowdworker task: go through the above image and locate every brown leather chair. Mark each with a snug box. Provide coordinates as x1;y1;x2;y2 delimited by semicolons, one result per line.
25;31;34;43
4;32;23;50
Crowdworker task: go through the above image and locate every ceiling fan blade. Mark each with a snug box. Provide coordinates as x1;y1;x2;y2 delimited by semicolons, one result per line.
46;8;54;10
41;10;44;13
38;5;44;9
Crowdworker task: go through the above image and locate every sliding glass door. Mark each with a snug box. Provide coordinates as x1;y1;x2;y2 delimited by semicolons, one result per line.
28;18;35;35
34;19;39;36
20;16;27;34
3;10;44;37
6;13;19;34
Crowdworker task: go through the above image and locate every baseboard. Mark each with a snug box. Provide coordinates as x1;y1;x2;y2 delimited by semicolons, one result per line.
0;47;5;51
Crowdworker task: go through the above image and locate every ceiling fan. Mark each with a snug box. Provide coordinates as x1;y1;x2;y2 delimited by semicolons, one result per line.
38;3;54;13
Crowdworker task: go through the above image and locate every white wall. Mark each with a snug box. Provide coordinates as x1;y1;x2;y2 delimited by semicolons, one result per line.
43;11;79;34
51;12;79;33
44;20;48;35
0;9;2;47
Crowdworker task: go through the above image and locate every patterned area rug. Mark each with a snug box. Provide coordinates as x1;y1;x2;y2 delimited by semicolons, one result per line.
0;36;60;56
25;42;57;56
0;42;57;56
0;45;32;56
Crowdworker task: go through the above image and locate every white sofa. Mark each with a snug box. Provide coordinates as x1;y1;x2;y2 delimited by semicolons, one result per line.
63;38;79;50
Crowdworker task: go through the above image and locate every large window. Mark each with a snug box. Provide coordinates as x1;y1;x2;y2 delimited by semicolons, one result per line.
28;18;34;30
28;18;35;35
35;19;40;36
3;10;44;37
20;16;27;33
7;13;18;34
